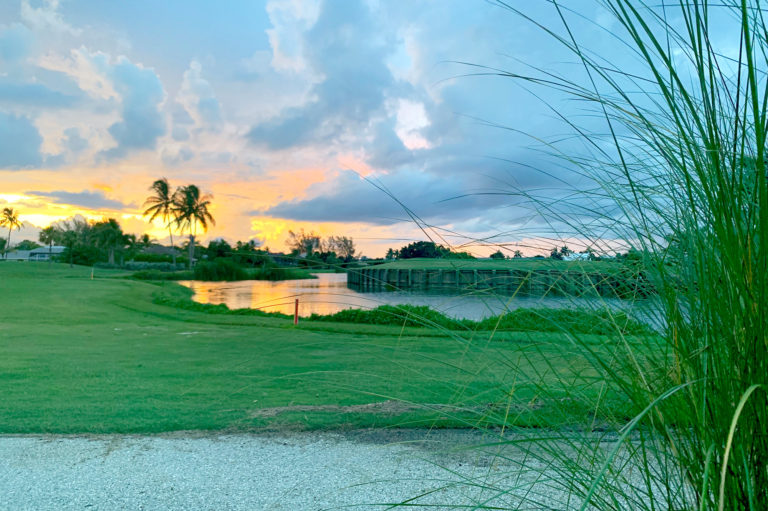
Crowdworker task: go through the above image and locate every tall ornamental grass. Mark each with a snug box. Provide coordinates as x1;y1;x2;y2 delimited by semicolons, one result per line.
415;1;767;509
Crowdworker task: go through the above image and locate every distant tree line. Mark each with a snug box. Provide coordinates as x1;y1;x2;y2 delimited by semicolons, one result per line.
384;241;475;260
489;249;523;259
285;229;358;267
37;217;152;267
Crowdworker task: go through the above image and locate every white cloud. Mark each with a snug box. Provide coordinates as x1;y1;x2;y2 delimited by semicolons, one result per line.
394;99;430;150
38;48;117;101
20;0;82;37
265;0;321;73
177;60;221;128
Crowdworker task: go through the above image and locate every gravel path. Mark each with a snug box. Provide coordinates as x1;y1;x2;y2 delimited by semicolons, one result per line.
0;430;570;510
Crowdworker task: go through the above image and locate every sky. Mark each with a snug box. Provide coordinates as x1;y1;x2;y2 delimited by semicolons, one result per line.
0;0;738;256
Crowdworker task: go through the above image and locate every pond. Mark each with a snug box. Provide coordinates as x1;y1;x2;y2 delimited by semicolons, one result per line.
179;273;649;321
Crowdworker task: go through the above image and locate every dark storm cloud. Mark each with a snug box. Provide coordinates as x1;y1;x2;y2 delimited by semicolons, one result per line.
365;119;414;169
260;168;531;229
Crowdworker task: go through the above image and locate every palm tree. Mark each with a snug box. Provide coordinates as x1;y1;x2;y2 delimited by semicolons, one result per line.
55;228;78;268
0;208;22;259
39;226;56;266
93;218;123;265
173;184;215;269
143;178;179;266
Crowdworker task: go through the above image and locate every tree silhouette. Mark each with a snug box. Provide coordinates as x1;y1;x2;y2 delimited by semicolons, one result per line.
93;218;124;265
286;229;321;256
143;178;179;266
39;226;56;266
0;208;22;259
173;185;215;269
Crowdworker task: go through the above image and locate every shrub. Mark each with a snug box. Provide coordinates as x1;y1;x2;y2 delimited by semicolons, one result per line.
132;253;188;265
124;261;184;272
133;270;193;281
308;304;651;335
193;258;247;281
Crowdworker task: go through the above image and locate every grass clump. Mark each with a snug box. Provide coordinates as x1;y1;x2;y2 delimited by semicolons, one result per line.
249;266;317;280
312;304;652;335
430;1;768;510
193;258;247;281
473;307;650;336
309;304;461;329
153;294;291;319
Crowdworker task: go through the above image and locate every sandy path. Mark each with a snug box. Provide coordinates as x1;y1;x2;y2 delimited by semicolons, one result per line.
0;430;568;510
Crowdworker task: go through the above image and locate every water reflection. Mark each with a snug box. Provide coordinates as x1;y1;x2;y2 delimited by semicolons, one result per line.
179;273;644;321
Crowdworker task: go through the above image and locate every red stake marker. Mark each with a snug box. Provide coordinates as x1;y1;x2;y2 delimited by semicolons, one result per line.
294;298;299;325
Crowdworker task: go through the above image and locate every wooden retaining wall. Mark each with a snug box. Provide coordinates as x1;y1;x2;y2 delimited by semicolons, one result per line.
346;267;645;298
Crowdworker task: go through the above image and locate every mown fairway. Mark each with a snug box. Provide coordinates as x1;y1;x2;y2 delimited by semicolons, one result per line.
0;263;633;433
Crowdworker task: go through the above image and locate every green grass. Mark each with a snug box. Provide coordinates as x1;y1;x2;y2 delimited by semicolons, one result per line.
133;265;318;282
373;257;621;272
0;263;642;433
307;304;651;335
451;2;768;509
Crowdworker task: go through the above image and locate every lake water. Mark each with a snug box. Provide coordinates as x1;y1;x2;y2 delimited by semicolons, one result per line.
179;273;649;321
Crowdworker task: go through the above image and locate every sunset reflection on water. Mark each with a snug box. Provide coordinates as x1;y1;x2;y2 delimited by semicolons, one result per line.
179;273;379;317
177;273;633;320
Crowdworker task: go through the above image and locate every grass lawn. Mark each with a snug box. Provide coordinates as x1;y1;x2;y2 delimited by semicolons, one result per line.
0;263;639;433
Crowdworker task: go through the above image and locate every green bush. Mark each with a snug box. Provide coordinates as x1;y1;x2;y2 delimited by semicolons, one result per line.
249;266;316;280
133;270;193;281
309;304;463;329
193;258;247;281
309;304;651;335
124;261;184;272
133;253;188;265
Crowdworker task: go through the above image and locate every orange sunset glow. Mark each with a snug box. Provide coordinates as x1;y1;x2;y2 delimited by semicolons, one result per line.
0;0;628;257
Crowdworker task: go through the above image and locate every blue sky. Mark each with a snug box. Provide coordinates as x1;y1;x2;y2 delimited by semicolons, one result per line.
0;0;738;255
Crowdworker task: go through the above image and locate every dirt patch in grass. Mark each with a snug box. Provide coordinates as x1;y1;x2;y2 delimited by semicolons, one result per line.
249;400;457;419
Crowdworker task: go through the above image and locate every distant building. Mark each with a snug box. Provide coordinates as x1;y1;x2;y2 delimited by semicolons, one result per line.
29;246;66;261
563;252;590;262
3;246;66;262
4;250;31;261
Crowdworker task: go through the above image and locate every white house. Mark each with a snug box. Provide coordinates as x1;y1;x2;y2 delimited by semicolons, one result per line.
3;246;66;262
4;250;31;261
29;246;66;261
563;252;590;262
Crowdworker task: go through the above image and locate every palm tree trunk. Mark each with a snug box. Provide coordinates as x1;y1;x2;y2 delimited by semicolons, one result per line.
168;227;176;267
188;234;195;270
5;228;10;259
48;242;52;267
